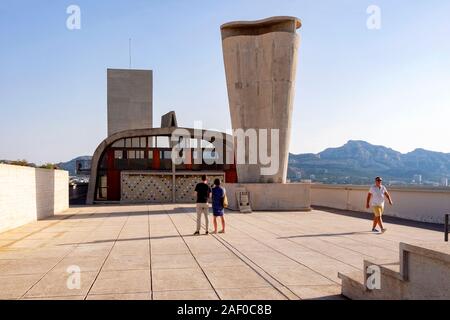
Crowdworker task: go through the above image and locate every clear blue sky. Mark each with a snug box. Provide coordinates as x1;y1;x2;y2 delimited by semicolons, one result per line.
1;0;449;164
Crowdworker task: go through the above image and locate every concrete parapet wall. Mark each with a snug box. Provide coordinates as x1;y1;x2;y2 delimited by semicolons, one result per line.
224;182;311;211
0;164;68;233
311;184;450;224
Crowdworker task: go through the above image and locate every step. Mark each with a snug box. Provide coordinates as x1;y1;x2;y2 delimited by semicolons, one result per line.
363;258;404;282
339;267;405;300
338;271;367;300
340;242;450;300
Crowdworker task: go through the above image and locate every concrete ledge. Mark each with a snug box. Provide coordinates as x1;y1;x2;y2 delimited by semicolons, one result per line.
221;16;301;40
224;183;311;211
400;242;450;265
311;184;450;224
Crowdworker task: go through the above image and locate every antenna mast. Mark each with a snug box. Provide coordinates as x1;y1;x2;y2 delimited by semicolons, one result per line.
129;38;132;69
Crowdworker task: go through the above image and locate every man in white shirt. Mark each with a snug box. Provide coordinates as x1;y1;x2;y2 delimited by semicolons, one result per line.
366;177;393;233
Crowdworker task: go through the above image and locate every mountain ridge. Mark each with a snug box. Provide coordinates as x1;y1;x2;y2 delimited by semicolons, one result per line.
288;140;450;185
57;156;92;175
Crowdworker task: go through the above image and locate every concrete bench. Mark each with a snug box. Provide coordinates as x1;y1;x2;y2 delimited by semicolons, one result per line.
339;242;450;299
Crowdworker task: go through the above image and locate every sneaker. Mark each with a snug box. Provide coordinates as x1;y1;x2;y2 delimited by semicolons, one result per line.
372;228;379;233
381;228;387;233
193;231;200;236
205;231;209;235
219;230;225;234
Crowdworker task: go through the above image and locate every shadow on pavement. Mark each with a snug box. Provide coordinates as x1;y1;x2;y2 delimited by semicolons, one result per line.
314;206;444;232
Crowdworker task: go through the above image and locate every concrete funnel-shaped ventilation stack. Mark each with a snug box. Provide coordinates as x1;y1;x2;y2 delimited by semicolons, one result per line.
221;16;301;183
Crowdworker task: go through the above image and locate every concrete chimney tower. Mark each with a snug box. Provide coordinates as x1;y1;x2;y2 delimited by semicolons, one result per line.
221;16;301;183
107;69;153;136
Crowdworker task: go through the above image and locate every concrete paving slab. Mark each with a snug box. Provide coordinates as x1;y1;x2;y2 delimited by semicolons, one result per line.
216;287;288;300
89;269;151;295
102;253;150;271
0;274;42;299
151;254;198;269
152;268;211;291
153;290;218;300
0;258;60;276
87;292;151;300
288;285;345;300
24;271;97;298
203;265;271;289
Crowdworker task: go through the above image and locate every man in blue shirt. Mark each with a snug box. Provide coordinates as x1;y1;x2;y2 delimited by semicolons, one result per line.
211;178;226;234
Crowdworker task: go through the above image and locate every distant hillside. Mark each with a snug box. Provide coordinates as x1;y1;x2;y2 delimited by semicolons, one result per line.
57;156;92;175
289;140;450;185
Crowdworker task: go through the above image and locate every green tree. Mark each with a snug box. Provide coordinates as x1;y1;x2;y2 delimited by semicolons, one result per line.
11;159;33;167
39;163;59;170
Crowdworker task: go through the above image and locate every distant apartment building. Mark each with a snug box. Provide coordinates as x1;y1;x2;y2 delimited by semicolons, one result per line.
413;174;422;184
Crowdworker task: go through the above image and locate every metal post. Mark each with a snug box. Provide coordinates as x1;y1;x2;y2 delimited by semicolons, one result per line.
445;214;449;242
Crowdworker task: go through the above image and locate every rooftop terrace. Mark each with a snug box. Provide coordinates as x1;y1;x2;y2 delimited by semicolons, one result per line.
0;204;444;300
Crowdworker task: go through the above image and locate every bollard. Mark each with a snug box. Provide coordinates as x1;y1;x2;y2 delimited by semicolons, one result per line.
445;214;449;242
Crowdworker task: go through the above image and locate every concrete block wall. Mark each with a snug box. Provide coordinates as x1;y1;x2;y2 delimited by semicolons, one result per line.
0;164;69;233
225;183;311;211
